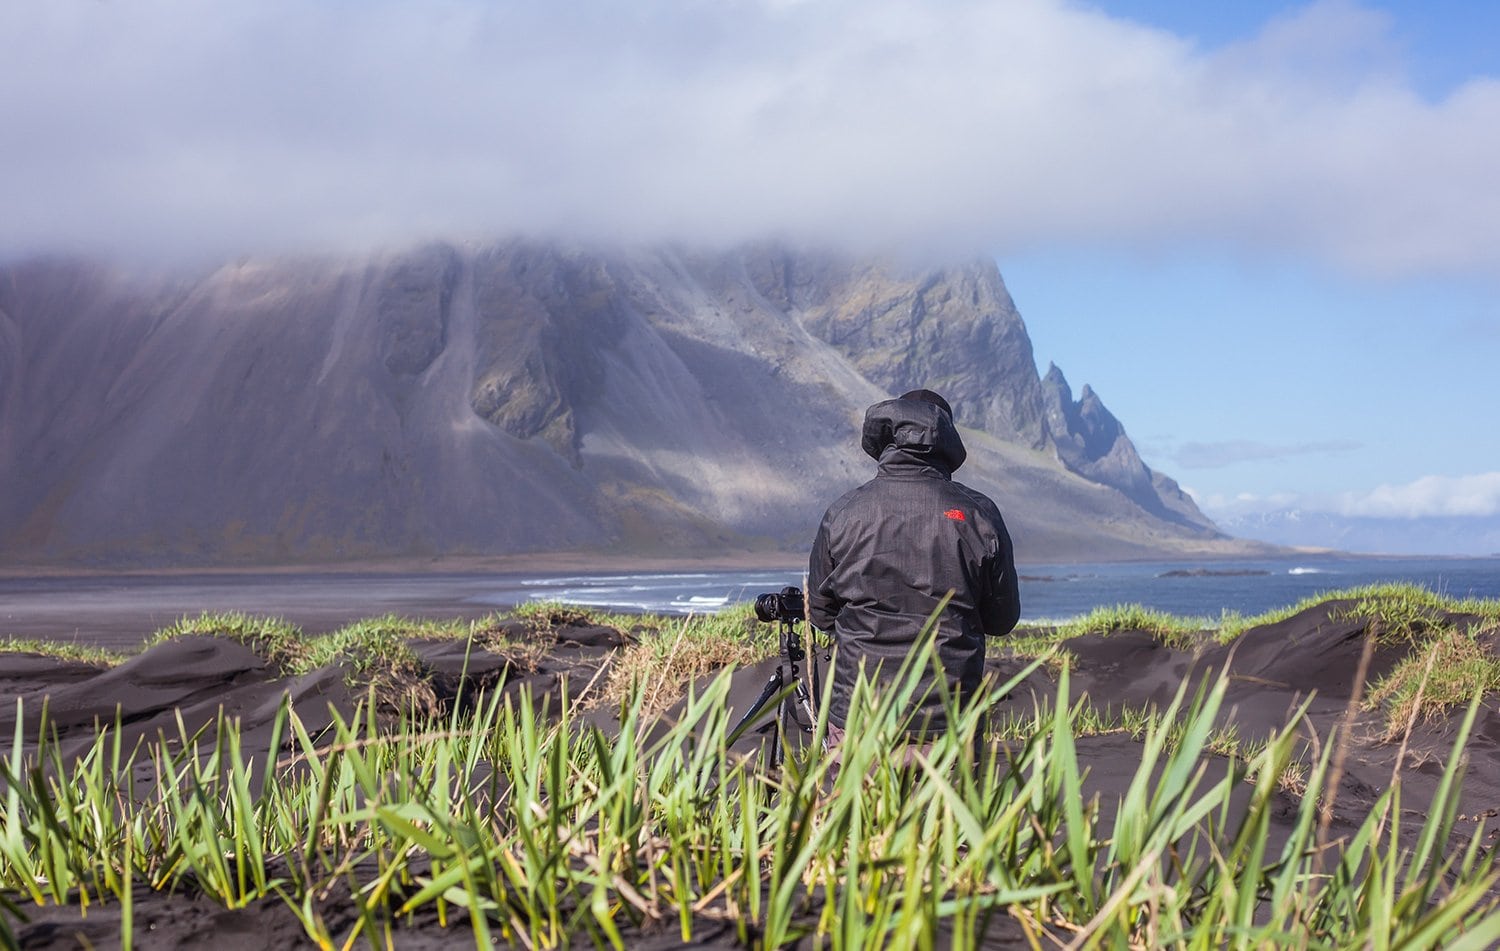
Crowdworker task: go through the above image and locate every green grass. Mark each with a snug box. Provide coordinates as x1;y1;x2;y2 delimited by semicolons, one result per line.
506;599;646;636
303;615;428;675
0;637;127;667
1215;581;1500;642
988;583;1500;747
148;611;540;693
3;590;1500;946
1336;582;1500;643
999;583;1500;656
1301;584;1500;735
138;604;770;718
1367;626;1500;739
3;630;1497;948
597;602;778;713
1052;603;1212;651
150;611;311;673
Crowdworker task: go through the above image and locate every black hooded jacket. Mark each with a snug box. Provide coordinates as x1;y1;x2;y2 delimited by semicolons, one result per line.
808;397;1020;735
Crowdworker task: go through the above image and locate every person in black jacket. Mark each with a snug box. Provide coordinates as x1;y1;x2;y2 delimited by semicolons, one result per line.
808;389;1020;743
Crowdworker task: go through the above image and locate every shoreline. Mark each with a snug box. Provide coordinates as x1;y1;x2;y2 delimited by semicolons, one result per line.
5;553;1496;649
10;545;1475;583
0;549;810;580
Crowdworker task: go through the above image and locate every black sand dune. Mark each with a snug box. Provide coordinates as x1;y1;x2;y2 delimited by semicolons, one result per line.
3;601;1499;947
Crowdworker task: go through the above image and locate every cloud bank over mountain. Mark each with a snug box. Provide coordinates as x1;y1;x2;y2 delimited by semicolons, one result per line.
5;0;1500;277
0;243;1254;568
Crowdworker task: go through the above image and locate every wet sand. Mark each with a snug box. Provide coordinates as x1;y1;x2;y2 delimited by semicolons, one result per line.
0;555;804;649
0;572;529;648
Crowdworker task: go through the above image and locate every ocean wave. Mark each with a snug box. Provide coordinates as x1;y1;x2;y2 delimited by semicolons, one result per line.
669;596;732;612
520;573;719;586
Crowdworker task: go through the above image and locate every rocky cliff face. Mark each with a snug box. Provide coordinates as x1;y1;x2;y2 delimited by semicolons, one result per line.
1040;363;1208;531
737;249;1051;450
0;242;1248;567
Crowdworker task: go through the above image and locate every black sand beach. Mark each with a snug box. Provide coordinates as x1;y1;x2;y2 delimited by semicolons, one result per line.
3;587;1499;947
0;554;806;647
0;572;513;648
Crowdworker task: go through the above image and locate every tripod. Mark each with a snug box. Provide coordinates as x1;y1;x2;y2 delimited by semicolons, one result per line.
728;614;824;769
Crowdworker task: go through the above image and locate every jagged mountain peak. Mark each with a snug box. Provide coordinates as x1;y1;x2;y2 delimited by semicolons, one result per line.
1039;359;1211;533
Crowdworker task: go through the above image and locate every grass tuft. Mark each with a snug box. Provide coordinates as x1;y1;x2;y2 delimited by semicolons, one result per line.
508;598;640;633
1055;603;1210;651
151;611;310;672
309;616;426;676
1367;626;1500;738
598;603;776;714
1218;581;1500;641
307;615;439;716
0;637;128;666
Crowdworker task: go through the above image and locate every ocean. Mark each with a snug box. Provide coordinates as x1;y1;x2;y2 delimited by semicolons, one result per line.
481;555;1500;622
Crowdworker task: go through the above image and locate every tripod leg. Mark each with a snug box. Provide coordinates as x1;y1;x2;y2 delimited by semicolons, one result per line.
769;712;783;770
727;666;785;746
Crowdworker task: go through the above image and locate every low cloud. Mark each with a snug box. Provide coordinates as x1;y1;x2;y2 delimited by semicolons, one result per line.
1187;489;1300;513
1334;472;1500;518
4;0;1500;273
1172;439;1362;469
1196;471;1500;519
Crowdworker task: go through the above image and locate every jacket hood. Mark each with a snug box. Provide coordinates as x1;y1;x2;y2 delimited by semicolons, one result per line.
860;397;968;473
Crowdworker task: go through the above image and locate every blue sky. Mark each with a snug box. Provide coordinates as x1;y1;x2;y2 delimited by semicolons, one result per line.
1001;1;1500;543
1006;238;1500;515
2;0;1497;550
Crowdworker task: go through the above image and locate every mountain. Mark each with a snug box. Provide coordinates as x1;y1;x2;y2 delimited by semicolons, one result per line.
1039;363;1206;531
0;242;1264;568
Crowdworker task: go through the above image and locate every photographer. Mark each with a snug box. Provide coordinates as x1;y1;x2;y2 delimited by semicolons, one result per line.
808;389;1020;750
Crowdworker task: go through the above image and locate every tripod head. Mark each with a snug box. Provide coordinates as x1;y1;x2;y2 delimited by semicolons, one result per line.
753;585;804;625
755;585;806;669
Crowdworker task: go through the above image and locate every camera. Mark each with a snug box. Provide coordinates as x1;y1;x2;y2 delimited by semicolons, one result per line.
754;585;805;624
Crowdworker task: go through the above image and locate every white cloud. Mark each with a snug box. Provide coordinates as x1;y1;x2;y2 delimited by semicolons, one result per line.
1189;488;1300;513
1172;439;1361;469
1334;472;1500;518
3;0;1500;273
1199;471;1500;519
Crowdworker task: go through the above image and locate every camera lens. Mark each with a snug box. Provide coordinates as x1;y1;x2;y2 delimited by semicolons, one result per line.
753;586;805;624
753;592;782;623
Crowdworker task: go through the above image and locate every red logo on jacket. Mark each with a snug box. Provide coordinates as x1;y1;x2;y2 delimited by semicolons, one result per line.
944;508;965;522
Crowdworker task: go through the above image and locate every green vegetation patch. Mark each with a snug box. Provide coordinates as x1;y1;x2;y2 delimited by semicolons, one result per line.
507;598;639;634
0;638;128;667
151;612;446;713
1334;582;1500;644
600;602;777;714
1054;603;1211;651
310;616;440;717
987;628;1076;680
1217;581;1500;642
458;616;549;671
3;640;1496;947
1367;626;1500;739
151;611;311;673
309;616;426;679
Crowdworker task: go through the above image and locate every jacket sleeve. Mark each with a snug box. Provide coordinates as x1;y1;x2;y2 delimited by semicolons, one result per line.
807;509;841;633
980;511;1021;637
